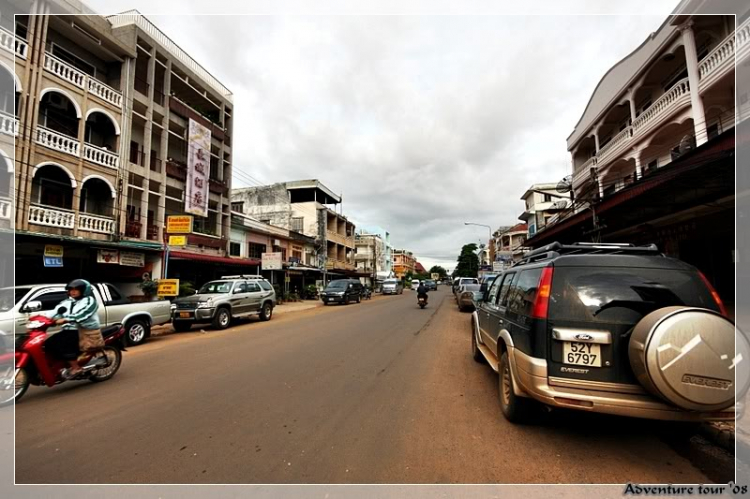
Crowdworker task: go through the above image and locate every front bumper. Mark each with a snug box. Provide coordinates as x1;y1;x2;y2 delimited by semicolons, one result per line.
510;348;736;422
382;288;397;294
321;295;345;303
172;308;215;322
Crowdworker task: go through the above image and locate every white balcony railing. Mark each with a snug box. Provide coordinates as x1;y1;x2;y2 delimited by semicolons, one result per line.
572;156;596;190
632;78;690;134
699;32;735;82
597;126;632;160
36;126;80;156
79;213;115;234
83;143;119;169
88;78;123;108
735;19;750;69
28;205;75;229
0;197;11;220
0;27;27;59
0;111;17;136
44;53;86;89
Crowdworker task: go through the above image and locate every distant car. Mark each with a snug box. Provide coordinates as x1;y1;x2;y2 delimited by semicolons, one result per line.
457;284;482;311
321;279;363;305
423;279;438;291
381;279;404;295
411;280;421;291
453;277;479;296
172;275;276;331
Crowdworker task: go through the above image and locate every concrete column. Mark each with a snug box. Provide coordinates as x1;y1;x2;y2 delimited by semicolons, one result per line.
634;153;643;180
627;88;637;124
157;60;172;243
593;126;601;153
679;21;708;146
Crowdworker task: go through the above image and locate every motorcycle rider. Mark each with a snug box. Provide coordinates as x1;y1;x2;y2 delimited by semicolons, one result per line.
53;279;104;378
417;281;429;305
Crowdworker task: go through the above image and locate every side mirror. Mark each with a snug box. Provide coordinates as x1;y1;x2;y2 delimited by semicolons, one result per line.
24;301;42;313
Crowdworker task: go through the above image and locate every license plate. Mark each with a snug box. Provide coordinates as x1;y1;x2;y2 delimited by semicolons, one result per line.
563;342;601;367
179;312;192;318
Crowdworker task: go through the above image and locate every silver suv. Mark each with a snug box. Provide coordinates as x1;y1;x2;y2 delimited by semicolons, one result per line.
171;275;276;331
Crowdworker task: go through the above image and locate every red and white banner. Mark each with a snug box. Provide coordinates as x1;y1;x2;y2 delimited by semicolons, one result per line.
185;119;211;217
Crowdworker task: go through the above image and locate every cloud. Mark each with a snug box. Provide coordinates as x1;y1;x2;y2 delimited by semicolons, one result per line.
89;3;672;269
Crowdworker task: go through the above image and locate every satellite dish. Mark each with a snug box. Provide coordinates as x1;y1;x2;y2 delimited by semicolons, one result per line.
556;175;573;194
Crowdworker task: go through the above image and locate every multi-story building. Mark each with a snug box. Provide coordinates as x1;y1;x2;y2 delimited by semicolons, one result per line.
358;225;393;278
392;249;415;279
231;179;357;276
528;10;747;312
494;224;528;263
354;233;385;286
10;5;235;290
518;183;570;237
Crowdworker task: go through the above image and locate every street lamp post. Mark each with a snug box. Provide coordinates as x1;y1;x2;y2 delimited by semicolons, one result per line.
464;222;494;267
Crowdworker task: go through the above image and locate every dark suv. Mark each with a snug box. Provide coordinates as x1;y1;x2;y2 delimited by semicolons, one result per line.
471;242;741;423
320;279;363;305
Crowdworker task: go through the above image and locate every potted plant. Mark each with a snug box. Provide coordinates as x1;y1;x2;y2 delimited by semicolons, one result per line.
179;282;196;297
139;279;159;301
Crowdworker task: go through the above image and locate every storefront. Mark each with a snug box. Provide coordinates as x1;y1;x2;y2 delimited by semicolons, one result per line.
166;250;261;291
14;232;163;295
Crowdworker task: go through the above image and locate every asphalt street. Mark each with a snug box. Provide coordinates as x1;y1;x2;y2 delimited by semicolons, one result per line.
13;288;737;484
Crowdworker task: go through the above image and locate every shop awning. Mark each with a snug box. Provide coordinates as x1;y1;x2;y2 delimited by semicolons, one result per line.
15;231;165;251
169;251;261;266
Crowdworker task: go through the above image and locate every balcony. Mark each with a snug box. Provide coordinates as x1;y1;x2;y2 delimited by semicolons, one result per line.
187;233;226;249
36;126;80;156
78;213;115;234
28;204;75;229
632;78;691;136
738;17;750;62
166;159;187;181
325;259;355;271
83;144;119;169
326;230;354;247
88;78;123;108
597;126;633;162
572;157;596;191
0;27;27;59
44;52;123;109
125;220;142;238
208;178;228;195
0;111;17;136
0;197;11;220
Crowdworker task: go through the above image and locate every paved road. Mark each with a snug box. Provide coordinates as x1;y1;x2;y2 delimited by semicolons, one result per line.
13;289;736;484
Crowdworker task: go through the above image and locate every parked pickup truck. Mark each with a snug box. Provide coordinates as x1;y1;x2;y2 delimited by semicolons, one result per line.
0;283;172;346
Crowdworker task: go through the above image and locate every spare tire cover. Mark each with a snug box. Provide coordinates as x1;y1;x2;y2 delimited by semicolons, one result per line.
629;306;739;412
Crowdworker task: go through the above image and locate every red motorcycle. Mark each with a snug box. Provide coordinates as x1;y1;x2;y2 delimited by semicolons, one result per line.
2;312;126;404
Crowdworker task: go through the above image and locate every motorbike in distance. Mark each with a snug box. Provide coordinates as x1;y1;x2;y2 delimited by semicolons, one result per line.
2;308;127;404
418;295;428;309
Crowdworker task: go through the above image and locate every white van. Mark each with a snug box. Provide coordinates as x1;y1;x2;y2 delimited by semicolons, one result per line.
411;280;421;290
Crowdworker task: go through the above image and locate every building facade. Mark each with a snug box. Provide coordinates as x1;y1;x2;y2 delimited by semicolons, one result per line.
519;183;571;237
358;225;393;279
528;10;748;314
10;5;235;293
494;224;528;264
392;249;415;279
231;179;357;276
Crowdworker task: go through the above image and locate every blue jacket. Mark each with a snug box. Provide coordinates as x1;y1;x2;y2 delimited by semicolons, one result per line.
54;280;101;331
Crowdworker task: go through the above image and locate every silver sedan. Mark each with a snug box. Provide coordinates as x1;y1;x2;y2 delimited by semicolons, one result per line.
457;284;482;312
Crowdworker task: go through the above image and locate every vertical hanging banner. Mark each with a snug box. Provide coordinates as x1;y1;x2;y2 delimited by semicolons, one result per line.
185;118;211;217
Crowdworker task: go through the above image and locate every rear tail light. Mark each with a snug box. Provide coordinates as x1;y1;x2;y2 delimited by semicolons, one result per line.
698;271;728;317
531;266;554;319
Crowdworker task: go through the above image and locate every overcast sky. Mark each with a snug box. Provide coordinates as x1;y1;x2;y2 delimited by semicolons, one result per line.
88;1;677;271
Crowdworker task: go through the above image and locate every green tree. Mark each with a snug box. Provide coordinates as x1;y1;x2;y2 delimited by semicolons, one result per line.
454;243;479;278
428;265;448;279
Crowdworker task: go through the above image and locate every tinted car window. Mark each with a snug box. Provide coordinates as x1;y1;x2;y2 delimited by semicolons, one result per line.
549;267;719;325
246;282;261;293
234;283;249;293
259;281;272;291
486;276;503;303
497;272;518;306
30;290;69;312
506;269;543;316
326;281;348;290
106;284;123;302
199;281;233;294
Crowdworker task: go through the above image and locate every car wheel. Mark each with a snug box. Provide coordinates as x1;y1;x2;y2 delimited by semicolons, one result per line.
471;323;484;363
260;302;273;321
125;319;149;346
212;307;231;330
344;296;350;305
499;351;535;423
172;321;192;332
